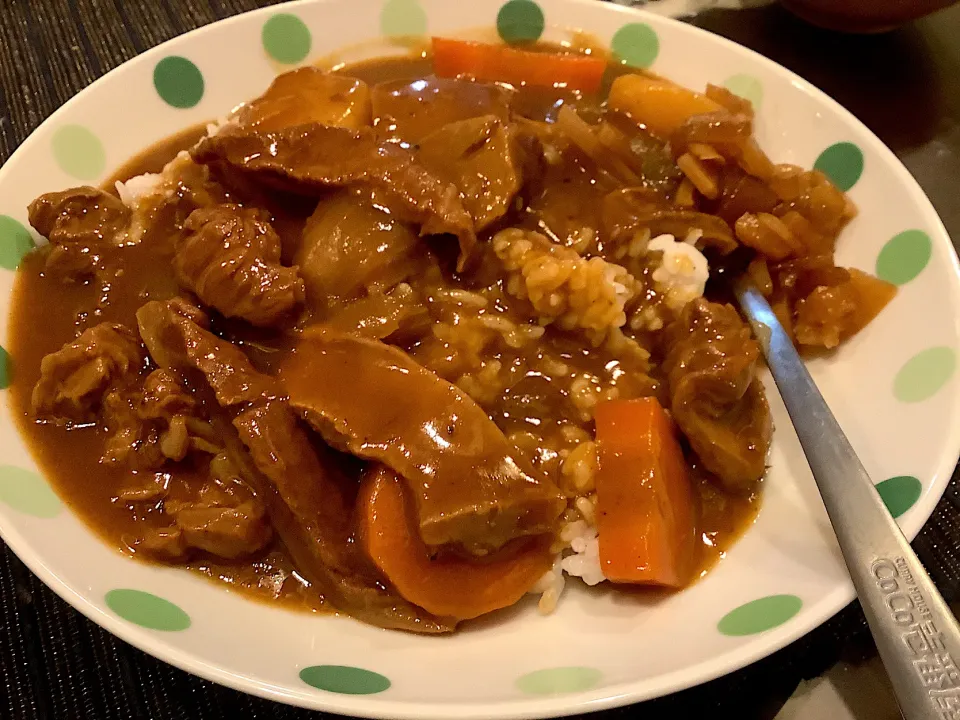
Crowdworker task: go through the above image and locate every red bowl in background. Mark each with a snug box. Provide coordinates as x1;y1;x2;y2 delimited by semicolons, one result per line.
782;0;958;32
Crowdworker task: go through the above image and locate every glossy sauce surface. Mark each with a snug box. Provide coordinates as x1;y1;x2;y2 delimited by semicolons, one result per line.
8;54;760;613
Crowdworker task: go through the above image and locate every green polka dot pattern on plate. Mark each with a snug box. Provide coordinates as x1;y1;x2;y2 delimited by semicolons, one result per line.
723;73;763;110
262;13;312;64
0;345;8;389
893;347;956;403
611;23;660;69
52;125;105;181
814;141;864;192
105;589;191;631
0;216;34;270
153;56;205;109
0;466;62;518
496;0;544;44
516;667;603;695
718;594;802;636
380;0;427;37
300;665;391;695
876;476;922;518
876;229;932;286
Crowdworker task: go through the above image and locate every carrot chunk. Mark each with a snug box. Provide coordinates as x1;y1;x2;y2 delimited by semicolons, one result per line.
594;397;698;587
358;466;554;620
432;37;606;93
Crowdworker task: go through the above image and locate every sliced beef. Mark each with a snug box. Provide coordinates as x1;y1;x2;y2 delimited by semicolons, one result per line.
277;329;566;554
418;115;527;232
233;402;450;632
192;123;477;270
371;76;513;143
661;298;772;492
136;300;277;406
175;204;305;327
135;299;450;632
296;189;426;310
232;67;371;133
32;322;144;423
28;187;131;279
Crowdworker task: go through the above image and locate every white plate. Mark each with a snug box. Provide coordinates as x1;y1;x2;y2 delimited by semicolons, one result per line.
0;0;957;717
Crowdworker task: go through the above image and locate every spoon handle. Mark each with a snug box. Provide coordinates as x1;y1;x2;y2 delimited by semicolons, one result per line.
736;282;960;720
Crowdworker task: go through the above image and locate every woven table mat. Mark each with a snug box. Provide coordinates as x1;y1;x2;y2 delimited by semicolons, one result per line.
1;1;959;717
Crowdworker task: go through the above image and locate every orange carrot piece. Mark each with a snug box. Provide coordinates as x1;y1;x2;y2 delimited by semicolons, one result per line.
358;466;554;620
594;397;698;588
431;37;606;93
608;75;722;138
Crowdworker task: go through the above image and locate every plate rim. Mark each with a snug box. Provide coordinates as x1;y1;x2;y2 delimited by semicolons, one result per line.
0;0;958;717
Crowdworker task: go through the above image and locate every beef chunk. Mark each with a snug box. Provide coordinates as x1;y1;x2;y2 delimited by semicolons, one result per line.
277;329;565;554
662;299;772;492
135;299;450;632
100;388;164;468
371;77;512;143
101;369;218;468
139;368;196;421
168;490;270;559
192;123;477;270
28;187;131;279
233;402;450;632
175;205;305;327
417;115;527;232
165;454;272;559
135;527;189;561
232;67;371;133
32;323;144;423
130;453;272;562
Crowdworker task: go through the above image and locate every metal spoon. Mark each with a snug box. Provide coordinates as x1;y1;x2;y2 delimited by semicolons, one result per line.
735;281;960;720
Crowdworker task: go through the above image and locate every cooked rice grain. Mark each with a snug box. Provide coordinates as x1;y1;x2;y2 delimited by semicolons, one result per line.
493;229;639;346
530;557;565;614
561;440;598;494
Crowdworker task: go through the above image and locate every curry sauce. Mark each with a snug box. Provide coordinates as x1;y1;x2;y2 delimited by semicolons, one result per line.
7;49;839;626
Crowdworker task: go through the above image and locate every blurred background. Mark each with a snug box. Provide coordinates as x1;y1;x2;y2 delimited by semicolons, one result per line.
617;0;960;32
1;1;959;719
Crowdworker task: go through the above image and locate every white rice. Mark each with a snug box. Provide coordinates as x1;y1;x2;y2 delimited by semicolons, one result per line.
649;233;709;311
115;112;232;216
115;172;165;208
560;520;605;586
530;517;607;614
205;115;237;138
114;150;194;213
530;556;566;614
527;234;709;613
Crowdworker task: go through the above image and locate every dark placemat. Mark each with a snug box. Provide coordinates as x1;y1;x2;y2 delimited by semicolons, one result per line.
1;1;959;718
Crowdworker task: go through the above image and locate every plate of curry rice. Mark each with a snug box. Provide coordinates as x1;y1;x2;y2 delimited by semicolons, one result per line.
0;0;957;717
